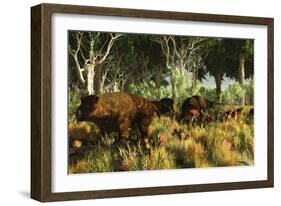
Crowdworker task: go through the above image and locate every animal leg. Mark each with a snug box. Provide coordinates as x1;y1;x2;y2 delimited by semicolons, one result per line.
138;117;152;148
118;118;131;145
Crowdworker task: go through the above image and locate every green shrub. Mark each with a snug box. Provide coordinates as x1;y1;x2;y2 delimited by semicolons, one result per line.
85;148;114;172
129;81;171;100
68;86;87;118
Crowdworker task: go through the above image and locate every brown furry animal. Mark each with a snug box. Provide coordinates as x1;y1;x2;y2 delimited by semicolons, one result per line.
76;92;160;145
151;97;175;118
221;108;243;122
181;107;212;126
179;95;213;122
180;95;213;120
200;110;213;124
221;110;235;122
181;106;201;124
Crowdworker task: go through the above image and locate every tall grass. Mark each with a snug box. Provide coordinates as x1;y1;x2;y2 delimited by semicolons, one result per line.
68;108;254;173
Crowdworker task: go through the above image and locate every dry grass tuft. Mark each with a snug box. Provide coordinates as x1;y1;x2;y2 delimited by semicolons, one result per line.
68;109;254;173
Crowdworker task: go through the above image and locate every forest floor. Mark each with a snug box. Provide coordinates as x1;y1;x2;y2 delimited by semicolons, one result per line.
68;106;254;174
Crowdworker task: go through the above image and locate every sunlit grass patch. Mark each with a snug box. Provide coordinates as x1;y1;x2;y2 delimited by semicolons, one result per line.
118;143;175;171
68;113;254;173
69;146;114;174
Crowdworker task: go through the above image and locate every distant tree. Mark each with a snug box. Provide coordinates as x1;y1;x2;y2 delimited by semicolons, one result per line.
103;35;165;94
68;32;122;95
204;38;254;104
151;35;206;99
186;38;210;89
204;39;228;102
223;39;254;105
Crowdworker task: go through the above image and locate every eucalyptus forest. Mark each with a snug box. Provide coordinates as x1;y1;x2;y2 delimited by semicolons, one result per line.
68;31;254;173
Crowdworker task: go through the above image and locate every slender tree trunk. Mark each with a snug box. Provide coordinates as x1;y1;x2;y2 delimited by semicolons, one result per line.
170;70;177;100
155;67;162;88
192;66;197;89
215;73;222;103
155;67;162;99
239;53;245;106
94;64;103;95
179;62;185;76
72;56;85;86
101;69;108;93
113;82;119;92
123;81;130;93
86;64;95;95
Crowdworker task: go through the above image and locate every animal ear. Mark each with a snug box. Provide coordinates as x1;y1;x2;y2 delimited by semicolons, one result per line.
80;95;99;103
88;95;99;103
94;95;99;102
80;95;86;103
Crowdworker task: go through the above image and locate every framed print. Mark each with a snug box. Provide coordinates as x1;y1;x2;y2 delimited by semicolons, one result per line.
31;3;274;202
